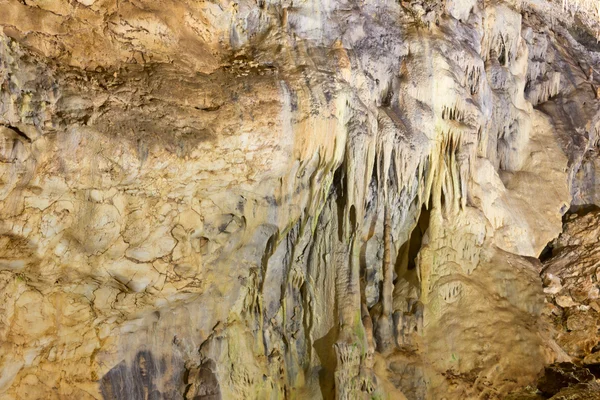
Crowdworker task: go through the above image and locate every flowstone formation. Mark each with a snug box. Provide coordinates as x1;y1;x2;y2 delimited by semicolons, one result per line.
1;0;600;398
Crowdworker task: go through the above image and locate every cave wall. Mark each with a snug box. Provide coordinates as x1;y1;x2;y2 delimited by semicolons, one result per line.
0;0;599;398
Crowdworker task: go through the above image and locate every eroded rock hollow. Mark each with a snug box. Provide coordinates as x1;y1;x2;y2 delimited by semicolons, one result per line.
1;0;600;398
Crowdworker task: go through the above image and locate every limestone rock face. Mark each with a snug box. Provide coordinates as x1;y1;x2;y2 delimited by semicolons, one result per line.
542;210;600;362
0;0;599;399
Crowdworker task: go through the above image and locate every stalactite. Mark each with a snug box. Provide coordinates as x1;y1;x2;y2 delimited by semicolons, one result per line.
526;72;561;105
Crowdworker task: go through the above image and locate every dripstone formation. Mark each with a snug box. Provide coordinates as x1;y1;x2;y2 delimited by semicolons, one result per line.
1;0;600;398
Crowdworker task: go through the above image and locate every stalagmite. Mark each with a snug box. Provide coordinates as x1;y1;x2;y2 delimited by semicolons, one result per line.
376;205;394;352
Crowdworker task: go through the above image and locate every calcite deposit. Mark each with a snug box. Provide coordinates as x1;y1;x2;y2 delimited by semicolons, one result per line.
0;0;599;398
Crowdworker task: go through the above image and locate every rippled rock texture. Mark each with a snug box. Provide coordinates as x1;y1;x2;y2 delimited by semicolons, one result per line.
0;0;599;398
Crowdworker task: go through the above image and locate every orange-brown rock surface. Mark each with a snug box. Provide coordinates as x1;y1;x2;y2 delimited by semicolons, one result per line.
541;210;600;366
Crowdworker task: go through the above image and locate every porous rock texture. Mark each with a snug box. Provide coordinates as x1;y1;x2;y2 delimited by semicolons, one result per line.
0;0;599;398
